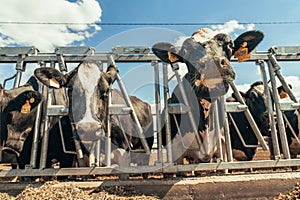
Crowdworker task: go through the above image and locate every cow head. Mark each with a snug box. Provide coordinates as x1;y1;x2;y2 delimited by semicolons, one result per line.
0;88;42;154
230;81;270;136
34;60;118;141
152;28;264;100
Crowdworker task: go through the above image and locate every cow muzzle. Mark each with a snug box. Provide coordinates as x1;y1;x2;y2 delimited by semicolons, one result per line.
196;57;235;89
76;121;104;141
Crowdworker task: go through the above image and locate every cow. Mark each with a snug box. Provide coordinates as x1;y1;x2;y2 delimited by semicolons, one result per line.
0;77;76;172
152;28;263;165
227;82;300;166
34;60;154;169
226;81;271;161
271;84;300;161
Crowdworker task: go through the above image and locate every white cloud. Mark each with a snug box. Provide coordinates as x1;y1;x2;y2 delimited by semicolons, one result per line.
0;0;102;52
211;20;255;35
226;76;300;100
174;35;189;47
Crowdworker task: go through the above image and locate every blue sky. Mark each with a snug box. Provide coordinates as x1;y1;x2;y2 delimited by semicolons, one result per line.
91;0;300;101
1;0;300;101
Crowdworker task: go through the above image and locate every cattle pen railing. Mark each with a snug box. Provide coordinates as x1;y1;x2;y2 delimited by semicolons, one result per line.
0;46;300;177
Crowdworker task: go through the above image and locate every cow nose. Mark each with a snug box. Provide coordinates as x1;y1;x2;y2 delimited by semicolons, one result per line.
219;57;230;68
263;112;269;121
76;121;103;140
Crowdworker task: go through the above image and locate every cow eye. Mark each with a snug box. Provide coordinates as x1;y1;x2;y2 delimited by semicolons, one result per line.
227;42;234;49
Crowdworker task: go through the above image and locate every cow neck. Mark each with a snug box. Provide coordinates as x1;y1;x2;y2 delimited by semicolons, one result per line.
200;98;212;132
99;92;110;132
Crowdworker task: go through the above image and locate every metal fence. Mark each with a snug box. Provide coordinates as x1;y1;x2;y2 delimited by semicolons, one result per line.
0;46;300;177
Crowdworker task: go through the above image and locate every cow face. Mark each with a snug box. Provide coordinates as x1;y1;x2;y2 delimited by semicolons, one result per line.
0;88;42;153
232;81;270;136
34;60;117;141
153;29;264;99
152;33;236;96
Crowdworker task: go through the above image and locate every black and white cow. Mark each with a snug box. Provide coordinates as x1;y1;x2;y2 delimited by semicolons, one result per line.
226;81;271;161
0;84;42;167
0;77;75;170
34;60;154;167
227;82;300;163
272;84;300;161
152;28;263;164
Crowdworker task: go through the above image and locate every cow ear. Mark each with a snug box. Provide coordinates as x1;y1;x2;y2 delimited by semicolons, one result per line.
231;91;247;102
233;30;264;62
105;65;118;84
152;42;182;63
5;91;42;113
34;67;66;88
226;94;237;102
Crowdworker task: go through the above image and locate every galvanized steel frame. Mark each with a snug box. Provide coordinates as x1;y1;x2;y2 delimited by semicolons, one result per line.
0;46;300;177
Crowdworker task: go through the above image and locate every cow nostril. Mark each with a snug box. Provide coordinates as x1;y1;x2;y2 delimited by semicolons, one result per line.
220;58;228;68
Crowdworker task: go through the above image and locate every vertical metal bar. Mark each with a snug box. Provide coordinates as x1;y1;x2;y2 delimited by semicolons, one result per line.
162;63;173;163
96;139;101;167
257;60;281;159
229;81;269;150
40;62;55;169
0;103;2;162
58;59;84;160
13;71;22;88
115;74;151;154
212;99;223;161
105;87;112;166
13;55;26;88
39;86;51;169
221;96;233;162
30;83;44;168
107;54;150;154
153;61;163;163
269;52;298;103
172;64;206;155
267;58;290;159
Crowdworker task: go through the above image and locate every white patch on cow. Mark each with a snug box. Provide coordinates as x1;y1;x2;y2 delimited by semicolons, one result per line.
170;131;223;163
77;63;102;123
253;84;265;95
111;148;130;167
192;28;215;43
290;110;300;156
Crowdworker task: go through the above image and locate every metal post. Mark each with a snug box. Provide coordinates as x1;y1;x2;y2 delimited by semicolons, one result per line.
269;53;298;103
13;54;26;88
162;63;173;163
107;54;150;155
222;97;233;162
267;58;290;159
39;86;51;169
153;61;163;163
229;81;269;150
172;63;206;155
96;139;101;166
40;62;55;169
105;87;112;166
212;99;223;161
257;60;281;159
13;72;22;88
30;83;44;168
0;103;2;162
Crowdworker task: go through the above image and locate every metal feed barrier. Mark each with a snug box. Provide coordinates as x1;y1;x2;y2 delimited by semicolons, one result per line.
0;46;300;177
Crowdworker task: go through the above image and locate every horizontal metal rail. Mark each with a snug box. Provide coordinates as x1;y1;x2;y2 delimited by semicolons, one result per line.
1;158;300;177
1;46;300;177
0;51;299;64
